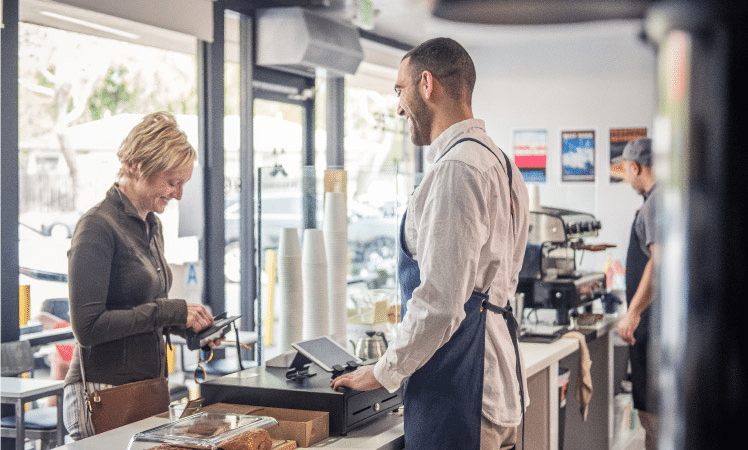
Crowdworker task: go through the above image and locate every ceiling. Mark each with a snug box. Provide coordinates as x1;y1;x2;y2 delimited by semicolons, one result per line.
18;0;650;93
314;0;650;49
19;0;651;51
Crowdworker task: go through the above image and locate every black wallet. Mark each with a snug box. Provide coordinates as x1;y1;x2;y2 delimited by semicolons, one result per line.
185;313;242;350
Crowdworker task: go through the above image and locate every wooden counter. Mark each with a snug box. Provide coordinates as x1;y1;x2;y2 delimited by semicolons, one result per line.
47;413;405;450
519;337;579;450
51;318;619;450
521;317;621;450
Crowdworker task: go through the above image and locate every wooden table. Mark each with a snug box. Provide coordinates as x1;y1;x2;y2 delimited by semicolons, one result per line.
1;377;65;450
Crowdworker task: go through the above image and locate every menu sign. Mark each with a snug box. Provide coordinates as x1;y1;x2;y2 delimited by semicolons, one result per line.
561;130;596;182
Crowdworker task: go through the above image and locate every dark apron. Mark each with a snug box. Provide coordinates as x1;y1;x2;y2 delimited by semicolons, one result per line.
398;138;523;450
625;212;651;412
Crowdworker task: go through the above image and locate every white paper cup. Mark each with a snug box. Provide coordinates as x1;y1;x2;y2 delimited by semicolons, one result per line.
302;229;326;264
302;229;328;339
324;192;348;231
278;255;303;351
279;228;301;258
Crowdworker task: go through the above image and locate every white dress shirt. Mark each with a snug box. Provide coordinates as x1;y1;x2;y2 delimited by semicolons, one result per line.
373;119;530;427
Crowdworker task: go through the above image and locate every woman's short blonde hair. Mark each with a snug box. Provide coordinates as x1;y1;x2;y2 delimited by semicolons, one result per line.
117;111;197;181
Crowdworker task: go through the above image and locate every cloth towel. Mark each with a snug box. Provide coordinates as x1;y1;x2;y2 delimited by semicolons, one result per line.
562;331;593;421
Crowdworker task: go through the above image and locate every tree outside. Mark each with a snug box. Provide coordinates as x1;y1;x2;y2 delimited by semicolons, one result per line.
18;22;197;215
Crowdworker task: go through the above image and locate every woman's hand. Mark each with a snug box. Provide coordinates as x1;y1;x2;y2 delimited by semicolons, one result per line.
185;303;214;333
205;336;226;349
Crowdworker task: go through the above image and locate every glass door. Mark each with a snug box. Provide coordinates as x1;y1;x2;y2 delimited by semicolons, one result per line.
17;20;198;329
223;99;305;311
224;11;314;361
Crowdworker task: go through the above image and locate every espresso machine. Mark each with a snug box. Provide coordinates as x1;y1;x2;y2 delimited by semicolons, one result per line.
517;207;607;338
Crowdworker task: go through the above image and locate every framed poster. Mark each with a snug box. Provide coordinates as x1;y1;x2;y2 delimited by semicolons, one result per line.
513;129;547;183
609;127;647;182
561;130;595;182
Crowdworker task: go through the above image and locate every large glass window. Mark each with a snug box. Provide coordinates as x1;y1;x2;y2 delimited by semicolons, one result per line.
314;74;414;289
224;98;305;310
320;68;415;345
18;21;198;326
342;85;411;289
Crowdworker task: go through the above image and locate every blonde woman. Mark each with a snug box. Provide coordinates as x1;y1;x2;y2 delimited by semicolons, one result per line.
63;112;218;439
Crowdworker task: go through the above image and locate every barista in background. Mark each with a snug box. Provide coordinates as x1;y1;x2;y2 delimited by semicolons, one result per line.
614;137;658;450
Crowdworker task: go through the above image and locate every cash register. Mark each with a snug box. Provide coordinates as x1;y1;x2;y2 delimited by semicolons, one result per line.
200;336;403;436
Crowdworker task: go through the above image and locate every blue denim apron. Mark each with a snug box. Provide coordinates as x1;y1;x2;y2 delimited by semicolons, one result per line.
626;211;651;412
398;138;524;450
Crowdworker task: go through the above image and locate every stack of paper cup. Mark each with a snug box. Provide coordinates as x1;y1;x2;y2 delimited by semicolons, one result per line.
277;228;302;351
302;229;329;340
323;192;349;344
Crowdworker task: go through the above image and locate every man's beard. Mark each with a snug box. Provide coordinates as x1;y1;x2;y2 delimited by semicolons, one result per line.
409;94;432;147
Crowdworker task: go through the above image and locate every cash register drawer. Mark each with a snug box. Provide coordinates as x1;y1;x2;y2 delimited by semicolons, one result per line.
346;389;402;428
200;366;402;436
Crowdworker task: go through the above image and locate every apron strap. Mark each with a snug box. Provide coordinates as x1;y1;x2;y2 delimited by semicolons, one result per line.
436;137;515;218
445;137;524;423
441;137;517;292
435;138;525;438
482;299;526;417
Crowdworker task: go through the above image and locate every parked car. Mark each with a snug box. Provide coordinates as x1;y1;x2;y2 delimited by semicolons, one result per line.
20;211;81;238
18;222;71;318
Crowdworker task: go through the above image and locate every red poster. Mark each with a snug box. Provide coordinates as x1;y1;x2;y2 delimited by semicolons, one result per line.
513;129;547;183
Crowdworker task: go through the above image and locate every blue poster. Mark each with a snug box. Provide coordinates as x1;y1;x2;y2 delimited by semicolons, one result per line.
561;130;595;182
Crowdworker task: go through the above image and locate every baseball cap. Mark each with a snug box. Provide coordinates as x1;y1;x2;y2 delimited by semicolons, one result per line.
612;137;652;166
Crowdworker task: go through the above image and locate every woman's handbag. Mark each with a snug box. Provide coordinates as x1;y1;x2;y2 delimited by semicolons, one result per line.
79;348;170;434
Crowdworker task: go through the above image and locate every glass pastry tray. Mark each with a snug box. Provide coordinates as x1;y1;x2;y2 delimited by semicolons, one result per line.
126;412;277;450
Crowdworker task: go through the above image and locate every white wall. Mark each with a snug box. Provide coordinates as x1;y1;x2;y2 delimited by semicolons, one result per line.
467;23;657;274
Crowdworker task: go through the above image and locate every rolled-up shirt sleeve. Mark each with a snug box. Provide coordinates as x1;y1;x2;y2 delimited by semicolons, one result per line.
374;160;490;392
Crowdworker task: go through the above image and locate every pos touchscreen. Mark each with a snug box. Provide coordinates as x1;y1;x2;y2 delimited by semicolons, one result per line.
291;336;362;373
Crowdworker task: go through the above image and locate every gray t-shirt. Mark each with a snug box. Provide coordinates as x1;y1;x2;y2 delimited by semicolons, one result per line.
634;183;658;258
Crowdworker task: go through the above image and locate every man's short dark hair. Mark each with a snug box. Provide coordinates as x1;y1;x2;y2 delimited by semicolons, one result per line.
403;37;476;105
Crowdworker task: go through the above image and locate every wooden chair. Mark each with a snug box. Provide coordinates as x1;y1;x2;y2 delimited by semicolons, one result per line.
1;340;66;450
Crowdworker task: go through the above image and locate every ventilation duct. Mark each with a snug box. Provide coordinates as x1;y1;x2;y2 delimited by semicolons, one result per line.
256;7;364;77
